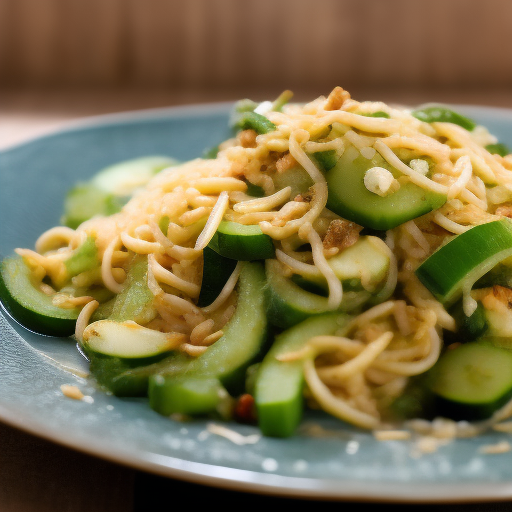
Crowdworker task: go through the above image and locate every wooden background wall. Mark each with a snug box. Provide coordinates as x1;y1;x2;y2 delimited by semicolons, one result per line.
1;0;512;101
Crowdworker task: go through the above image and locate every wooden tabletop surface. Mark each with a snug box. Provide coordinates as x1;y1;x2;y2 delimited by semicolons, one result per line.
2;88;512;512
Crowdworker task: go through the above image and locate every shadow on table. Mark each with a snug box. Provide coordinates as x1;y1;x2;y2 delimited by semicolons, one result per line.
133;471;512;511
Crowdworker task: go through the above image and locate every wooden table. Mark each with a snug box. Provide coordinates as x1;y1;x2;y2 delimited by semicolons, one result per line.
2;89;512;512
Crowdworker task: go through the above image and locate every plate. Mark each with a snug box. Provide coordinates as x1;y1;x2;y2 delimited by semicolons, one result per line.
2;102;512;503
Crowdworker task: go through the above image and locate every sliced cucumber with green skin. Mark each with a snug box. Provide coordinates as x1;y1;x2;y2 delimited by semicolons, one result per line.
64;236;99;277
448;300;488;342
326;149;446;230
265;259;371;329
474;262;512;290
62;156;178;229
478;336;512;351
255;313;350;437
197;246;237;307
62;184;124;229
82;320;185;396
148;376;224;415
90;156;178;196
208;221;275;261
428;342;512;420
415;219;512;307
485;306;512;338
273;166;313;198
412;106;476;131
93;257;155;324
299;237;390;293
149;262;268;415
0;257;80;336
449;285;512;343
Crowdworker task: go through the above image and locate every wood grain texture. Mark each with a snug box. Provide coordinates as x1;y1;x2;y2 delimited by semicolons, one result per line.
1;0;511;91
0;422;134;512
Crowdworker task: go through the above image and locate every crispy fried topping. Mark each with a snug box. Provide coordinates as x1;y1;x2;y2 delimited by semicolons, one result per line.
237;129;258;148
322;219;362;250
495;203;512;218
276;152;297;173
325;86;351;111
294;186;315;203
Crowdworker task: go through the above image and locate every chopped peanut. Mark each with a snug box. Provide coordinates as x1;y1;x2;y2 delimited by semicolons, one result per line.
323;219;362;251
276;152;297;173
325;86;351;111
495;203;512;218
237;129;258;148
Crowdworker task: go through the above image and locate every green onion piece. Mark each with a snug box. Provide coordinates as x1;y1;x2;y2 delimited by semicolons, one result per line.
415;219;512;307
412;106;476;131
312;149;338;171
486;143;511;157
237;111;276;134
245;181;265;197
272;90;294;112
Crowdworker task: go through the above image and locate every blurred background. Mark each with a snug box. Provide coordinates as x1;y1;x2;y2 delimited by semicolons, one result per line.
1;0;512;148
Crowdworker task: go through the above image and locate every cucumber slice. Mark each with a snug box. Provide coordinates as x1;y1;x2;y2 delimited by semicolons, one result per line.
90;156;178;196
265;259;371;329
82;320;184;396
208;221;275;261
448;300;488;342
486;306;512;338
62;184;123;229
428;342;512;420
0;257;79;336
197;246;237;307
62;156;178;229
148;376;224;416
478;336;512;351
273;166;313;198
93;257;155;324
64;236;99;277
415;219;512;306
255;313;350;437
149;262;268;414
412;106;476;131
326;149;446;230
474;262;512;290
300;236;390;293
82;320;183;358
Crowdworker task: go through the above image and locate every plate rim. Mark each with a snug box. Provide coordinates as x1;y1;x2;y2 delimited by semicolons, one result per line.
2;101;512;503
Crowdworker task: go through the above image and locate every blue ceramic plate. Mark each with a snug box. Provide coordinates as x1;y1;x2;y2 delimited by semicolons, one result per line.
2;103;512;503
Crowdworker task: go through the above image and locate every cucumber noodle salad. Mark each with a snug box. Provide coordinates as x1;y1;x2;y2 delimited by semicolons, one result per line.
3;87;512;439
